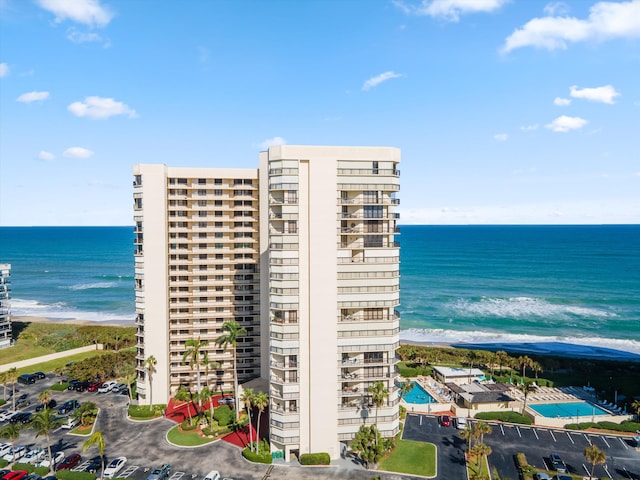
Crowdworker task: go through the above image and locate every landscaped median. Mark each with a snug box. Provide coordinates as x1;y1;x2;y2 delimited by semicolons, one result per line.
128;404;166;420
378;439;436;477
166;424;218;447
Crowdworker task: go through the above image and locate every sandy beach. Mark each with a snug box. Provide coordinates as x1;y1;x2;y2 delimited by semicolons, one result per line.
12;315;135;328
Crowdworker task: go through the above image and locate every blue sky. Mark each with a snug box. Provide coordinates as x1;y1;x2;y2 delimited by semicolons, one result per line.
1;0;639;226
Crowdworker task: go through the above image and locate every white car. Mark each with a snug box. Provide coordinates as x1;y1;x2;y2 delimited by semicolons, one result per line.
202;471;220;480
0;410;17;422
455;417;468;430
38;451;64;469
103;456;127;478
0;443;11;457
24;448;45;464
98;381;118;393
3;445;27;462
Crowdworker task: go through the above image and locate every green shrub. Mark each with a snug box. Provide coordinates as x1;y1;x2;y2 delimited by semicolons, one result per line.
515;452;534;480
181;419;198;431
0;399;6;406
299;452;330;465
34;467;50;476
0;459;7;468
475;411;532;425
12;463;34;473
242;443;272;464
201;425;232;437
51;382;69;391
128;404;165;418
565;420;640;432
55;469;97;480
213;404;233;426
399;405;406;420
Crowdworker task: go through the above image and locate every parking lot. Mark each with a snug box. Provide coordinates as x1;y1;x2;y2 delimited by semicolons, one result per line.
2;373;423;480
403;413;640;480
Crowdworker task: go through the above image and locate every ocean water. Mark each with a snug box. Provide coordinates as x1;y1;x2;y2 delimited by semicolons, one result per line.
1;225;639;355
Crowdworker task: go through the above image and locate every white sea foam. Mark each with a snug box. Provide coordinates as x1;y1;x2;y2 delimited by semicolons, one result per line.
66;282;117;290
10;298;135;323
450;296;616;319
400;328;640;356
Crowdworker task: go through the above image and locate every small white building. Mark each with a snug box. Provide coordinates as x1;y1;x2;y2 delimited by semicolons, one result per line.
433;366;485;386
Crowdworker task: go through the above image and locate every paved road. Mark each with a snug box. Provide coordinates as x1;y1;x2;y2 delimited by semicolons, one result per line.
3;374;426;480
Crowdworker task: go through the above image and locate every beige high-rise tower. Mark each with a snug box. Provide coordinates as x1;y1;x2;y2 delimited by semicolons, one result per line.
133;145;400;460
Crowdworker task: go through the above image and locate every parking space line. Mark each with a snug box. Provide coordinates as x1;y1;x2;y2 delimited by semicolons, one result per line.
602;463;613;479
601;436;610;448
516;426;521;438
170;472;185;480
533;428;539;440
566;431;575;445
549;430;557;442
585;434;592;445
120;466;139;477
499;424;505;436
618;437;629;449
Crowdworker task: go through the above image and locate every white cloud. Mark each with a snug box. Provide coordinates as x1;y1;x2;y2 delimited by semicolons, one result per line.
63;147;94;159
38;151;55;161
16;91;50;103
66;28;103;44
362;71;402;91
0;63;8;77
545;115;587;132
394;0;508;21
501;0;640;53
520;124;539;131
553;97;571;106
258;137;287;150
569;84;620;104
68;96;137;119
36;0;114;27
493;133;509;141
543;2;570;16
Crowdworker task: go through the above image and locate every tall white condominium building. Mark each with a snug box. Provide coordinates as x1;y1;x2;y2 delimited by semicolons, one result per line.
260;146;401;461
0;264;11;348
133;145;400;460
132;166;261;404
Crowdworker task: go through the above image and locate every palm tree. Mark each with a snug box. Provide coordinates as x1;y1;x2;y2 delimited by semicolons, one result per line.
472;442;492;470
53;366;65;385
182;337;209;412
473;421;493;445
631;399;640;417
584;444;606;478
460;424;474;454
517;381;537;414
214;320;246;419
495;350;510;376
200;385;214;428
0;423;20;459
367;381;389;433
38;389;52;410
399;381;413;399
253;391;269;454
517;355;533;381
240;388;255;452
6;367;17;410
174;385;194;425
144;355;157;412
82;431;106;477
31;408;61;473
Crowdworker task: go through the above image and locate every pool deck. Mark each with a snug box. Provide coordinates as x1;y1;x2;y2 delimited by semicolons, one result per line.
400;376;454;414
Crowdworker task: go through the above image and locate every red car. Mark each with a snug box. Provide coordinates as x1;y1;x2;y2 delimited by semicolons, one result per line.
439;415;451;427
3;471;28;480
87;382;103;392
56;454;82;471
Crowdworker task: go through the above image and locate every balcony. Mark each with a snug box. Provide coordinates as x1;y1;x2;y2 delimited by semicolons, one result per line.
337;168;400;176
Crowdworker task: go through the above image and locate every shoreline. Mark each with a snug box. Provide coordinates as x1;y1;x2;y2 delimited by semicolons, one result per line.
14;316;640;362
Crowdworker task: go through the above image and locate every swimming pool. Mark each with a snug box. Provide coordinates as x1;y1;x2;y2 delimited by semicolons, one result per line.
529;401;609;418
402;382;436;404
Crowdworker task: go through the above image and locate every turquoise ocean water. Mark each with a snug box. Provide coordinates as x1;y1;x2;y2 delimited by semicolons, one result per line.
1;225;639;355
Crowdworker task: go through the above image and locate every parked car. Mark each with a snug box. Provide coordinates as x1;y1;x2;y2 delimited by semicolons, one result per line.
202;471;220;480
0;471;9;479
35;399;57;412
218;396;234;406
23;474;41;480
120;388;130;396
103;457;127;479
0;411;17;422
146;464;171;480
87;382;103;393
439;414;451;427
10;412;30;424
67;380;80;391
455;417;468;430
0;444;11;457
41;476;57;480
550;453;567;473
112;383;127;394
38;451;64;469
18;412;33;424
16;399;31;410
552;475;572;480
84;456;107;474
73;381;91;392
98;381;118;393
533;473;551;480
60;416;80;430
23;448;46;465
17;374;36;385
56;454;81;471
2;471;28;480
33;372;46;380
58;399;80;415
3;445;27;462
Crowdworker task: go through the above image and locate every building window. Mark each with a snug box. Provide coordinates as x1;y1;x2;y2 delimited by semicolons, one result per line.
364;206;383;218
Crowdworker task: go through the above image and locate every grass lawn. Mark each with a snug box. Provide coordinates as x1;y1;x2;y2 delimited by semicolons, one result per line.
379;439;436;477
467;455;490;479
71;423;94;436
166;425;216;447
14;349;111;376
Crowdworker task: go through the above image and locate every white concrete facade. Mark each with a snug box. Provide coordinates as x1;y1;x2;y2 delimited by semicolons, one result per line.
132;165;261;405
0;264;11;349
134;145;401;461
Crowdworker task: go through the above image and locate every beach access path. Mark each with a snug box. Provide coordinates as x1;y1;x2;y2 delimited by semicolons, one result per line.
0;343;103;372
